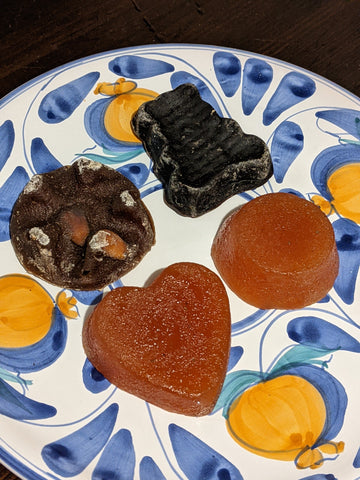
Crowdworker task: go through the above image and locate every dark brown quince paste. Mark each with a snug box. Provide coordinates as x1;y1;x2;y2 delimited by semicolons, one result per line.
10;158;155;290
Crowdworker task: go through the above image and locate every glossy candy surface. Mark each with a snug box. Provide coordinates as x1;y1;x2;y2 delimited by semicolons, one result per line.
211;192;339;309
82;262;231;416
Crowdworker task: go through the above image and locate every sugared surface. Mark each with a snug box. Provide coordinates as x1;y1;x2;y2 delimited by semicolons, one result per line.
132;83;273;217
10;159;155;290
82;262;231;416
211;192;339;309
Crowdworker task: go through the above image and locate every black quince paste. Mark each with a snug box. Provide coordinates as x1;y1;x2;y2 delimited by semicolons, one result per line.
132;83;273;217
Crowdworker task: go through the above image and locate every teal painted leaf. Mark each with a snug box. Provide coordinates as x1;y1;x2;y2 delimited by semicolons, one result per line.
213;370;262;416
269;344;335;376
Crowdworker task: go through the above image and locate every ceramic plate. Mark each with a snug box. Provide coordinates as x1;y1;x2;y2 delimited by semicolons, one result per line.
1;44;360;480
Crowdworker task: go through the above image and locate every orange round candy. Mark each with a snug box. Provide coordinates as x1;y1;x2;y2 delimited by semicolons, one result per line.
211;192;339;309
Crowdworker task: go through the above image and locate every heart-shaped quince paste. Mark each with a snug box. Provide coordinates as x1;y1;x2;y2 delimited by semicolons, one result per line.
82;262;231;416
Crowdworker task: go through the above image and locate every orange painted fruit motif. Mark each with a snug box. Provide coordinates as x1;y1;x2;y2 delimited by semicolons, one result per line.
211;192;339;309
94;77;158;144
312;162;360;223
82;262;231;416
226;374;344;469
0;275;54;348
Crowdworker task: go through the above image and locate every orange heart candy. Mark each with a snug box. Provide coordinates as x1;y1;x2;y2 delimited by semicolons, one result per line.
82;262;231;416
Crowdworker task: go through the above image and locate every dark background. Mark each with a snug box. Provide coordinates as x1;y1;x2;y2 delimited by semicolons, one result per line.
0;0;359;102
0;0;359;479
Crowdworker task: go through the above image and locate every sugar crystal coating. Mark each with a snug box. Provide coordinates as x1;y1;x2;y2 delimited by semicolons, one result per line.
132;83;273;217
10;159;155;290
82;262;231;416
211;192;339;309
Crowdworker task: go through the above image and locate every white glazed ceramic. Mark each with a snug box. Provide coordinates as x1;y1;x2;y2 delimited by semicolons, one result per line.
0;44;360;480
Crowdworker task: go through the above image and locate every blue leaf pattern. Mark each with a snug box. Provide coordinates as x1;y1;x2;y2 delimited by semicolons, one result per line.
299;475;337;480
41;403;118;477
169;423;244;480
92;429;135;480
38;72;100;123
118;162;150;189
353;446;360;468
82;358;111;394
213;51;241;97
109;55;174;79
0;378;56;420
333;218;360;304
227;346;244;372
31;137;63;173
287;317;360;352
139;456;167;480
0;120;15;172
271;121;304;182
242;58;273;115
263;71;316;125
0;166;29;242
315;108;360;141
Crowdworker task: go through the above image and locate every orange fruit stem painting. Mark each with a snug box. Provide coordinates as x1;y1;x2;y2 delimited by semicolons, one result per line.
215;315;359;470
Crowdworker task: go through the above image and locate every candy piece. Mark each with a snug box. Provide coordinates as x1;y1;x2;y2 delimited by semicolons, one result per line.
211;192;339;309
88;230;127;260
132;83;273;217
82;262;231;416
10;158;155;290
58;208;90;246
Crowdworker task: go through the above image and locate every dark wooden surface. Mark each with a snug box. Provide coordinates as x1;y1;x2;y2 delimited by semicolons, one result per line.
0;0;359;478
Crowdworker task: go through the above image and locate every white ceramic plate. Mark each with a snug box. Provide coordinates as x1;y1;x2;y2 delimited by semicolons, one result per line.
1;44;360;480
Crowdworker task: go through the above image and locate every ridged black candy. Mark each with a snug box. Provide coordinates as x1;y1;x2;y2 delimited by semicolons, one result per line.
132;83;273;217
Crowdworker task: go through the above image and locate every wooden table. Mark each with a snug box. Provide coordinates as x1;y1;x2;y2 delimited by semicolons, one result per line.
0;0;359;479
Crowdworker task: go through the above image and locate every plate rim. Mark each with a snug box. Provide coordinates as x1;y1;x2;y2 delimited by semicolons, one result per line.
1;43;359;110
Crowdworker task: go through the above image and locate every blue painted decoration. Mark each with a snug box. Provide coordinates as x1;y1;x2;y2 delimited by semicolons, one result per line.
242;58;273;115
353;446;360;467
271;121;304;182
299;475;337;480
41;403;118;477
316;108;360;141
31;137;63;173
92;428;135;480
84;97;144;153
310;143;360;201
0;306;67;373
263;71;316;125
0;120;14;172
108;55;174;78
287;317;360;352
170;71;223;116
71;289;103;306
82;358;111;394
117;162;150;189
231;308;268;334
333;218;360;304
139;456;167;480
227;346;244;372
0;378;56;420
169;423;244;480
0;166;29;242
38;72;100;124
213;51;241;97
